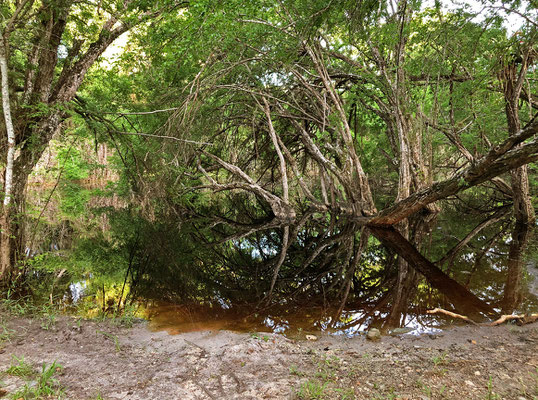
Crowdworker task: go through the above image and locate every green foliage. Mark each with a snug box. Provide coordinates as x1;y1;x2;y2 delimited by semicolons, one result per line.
295;378;330;399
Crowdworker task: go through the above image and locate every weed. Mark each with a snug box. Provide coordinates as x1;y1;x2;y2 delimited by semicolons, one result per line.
9;360;64;400
0;322;15;344
1;297;33;316
532;367;538;395
289;364;303;376
314;356;340;381
5;356;34;377
40;313;57;331
97;330;121;352
334;387;355;399
111;304;139;328
434;367;448;377
431;351;449;366
296;379;328;399
421;383;432;397
485;376;501;400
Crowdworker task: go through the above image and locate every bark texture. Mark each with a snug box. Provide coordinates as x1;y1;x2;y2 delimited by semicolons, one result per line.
500;51;536;224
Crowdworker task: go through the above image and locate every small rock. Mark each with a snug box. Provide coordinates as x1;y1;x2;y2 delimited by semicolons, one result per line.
305;335;318;341
474;371;481;376
366;328;381;341
465;380;475;387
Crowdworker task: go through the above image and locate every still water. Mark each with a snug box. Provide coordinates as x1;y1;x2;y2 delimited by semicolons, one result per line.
67;210;538;337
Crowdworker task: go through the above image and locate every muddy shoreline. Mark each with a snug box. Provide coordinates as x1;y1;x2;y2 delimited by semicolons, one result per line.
0;315;536;399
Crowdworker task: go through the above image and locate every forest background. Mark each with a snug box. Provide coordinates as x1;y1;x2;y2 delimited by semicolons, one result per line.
0;0;537;317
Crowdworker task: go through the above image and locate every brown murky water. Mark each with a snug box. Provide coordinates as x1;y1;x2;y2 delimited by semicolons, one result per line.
145;301;447;337
68;211;538;337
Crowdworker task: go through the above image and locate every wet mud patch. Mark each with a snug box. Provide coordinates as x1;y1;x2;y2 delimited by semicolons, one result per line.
0;314;536;399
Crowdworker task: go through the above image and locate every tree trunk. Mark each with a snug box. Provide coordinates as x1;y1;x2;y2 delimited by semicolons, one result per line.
0;3;134;281
500;223;532;314
501;55;536;224
0;40;15;281
369;226;496;318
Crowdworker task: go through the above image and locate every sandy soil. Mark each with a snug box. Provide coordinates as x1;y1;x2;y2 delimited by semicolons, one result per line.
0;314;536;400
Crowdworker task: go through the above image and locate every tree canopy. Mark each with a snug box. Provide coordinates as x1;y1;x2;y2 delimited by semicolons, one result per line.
0;0;537;311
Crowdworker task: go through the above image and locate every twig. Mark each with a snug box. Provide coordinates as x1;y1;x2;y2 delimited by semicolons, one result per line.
184;339;207;354
113;131;213;145
98;107;179;115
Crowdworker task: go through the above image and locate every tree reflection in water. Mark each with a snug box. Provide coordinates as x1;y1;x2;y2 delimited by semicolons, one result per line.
136;209;537;336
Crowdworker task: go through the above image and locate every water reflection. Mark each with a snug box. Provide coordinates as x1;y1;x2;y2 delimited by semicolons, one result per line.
64;209;537;337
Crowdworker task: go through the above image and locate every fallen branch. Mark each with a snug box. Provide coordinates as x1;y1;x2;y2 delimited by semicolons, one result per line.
490;313;538;326
426;308;479;325
427;308;538;327
369;114;538;225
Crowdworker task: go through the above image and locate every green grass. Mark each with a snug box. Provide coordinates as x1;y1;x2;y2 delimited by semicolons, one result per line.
289;364;303;376
4;356;34;377
0;321;15;344
484;376;501;400
9;361;64;400
431;351;449;366
296;379;328;399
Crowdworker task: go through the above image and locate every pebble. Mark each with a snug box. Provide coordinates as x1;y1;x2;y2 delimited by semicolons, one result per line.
305;335;318;341
465;380;475;387
474;371;481;376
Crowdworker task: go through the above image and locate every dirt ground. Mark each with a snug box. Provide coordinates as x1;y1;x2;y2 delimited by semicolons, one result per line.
0;314;536;400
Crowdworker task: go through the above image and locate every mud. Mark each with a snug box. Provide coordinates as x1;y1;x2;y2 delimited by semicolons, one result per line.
0;314;536;399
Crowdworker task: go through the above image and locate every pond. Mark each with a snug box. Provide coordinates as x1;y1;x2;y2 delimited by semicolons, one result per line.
65;208;538;337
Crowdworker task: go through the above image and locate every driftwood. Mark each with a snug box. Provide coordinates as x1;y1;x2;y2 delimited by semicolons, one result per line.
426;308;479;325
490;313;538;326
427;308;538;327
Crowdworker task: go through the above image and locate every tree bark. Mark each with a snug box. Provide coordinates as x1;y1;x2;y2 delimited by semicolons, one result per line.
500;52;536;224
500;223;532;314
0;40;15;280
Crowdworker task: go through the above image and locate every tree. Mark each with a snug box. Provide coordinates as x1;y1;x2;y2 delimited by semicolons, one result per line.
0;0;187;282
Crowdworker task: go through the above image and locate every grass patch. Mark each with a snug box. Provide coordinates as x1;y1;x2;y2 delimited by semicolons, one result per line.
4;356;35;378
296;378;328;399
9;360;64;400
